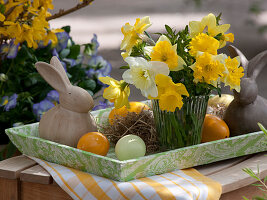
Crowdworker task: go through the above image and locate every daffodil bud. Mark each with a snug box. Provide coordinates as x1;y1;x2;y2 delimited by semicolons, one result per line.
137;33;155;45
0;73;8;82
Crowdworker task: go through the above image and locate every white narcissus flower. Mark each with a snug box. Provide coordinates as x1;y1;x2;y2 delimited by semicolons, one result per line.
122;57;169;98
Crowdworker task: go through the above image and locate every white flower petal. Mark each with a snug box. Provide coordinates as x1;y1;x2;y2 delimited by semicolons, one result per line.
122;69;134;84
144;46;154;56
149;61;170;75
157;35;171;44
125;57;139;67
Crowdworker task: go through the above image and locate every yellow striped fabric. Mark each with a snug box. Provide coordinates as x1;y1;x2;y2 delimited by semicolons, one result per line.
30;157;222;200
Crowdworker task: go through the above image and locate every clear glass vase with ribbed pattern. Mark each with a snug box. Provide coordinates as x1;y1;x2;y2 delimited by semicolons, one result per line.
152;95;209;151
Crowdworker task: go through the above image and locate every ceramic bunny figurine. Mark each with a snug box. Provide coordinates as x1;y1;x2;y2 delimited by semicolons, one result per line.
224;45;267;136
35;56;98;147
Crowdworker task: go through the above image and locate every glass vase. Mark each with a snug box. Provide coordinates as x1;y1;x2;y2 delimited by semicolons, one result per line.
152;95;209;151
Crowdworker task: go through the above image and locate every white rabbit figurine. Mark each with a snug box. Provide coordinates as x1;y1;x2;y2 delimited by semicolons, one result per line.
35;56;98;147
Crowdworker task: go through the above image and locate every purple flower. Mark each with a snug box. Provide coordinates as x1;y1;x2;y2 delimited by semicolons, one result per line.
33;99;55;121
46;90;59;104
91;34;99;56
0;41;19;59
55;32;70;52
92;101;109;111
63;58;76;67
92;100;113;111
86;55;112;85
1;94;18;111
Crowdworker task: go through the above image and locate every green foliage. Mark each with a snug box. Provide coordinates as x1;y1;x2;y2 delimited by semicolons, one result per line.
242;123;267;200
0;28;111;159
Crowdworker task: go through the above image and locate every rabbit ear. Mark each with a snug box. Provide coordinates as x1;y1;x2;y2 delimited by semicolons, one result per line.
35;61;70;93
228;45;249;75
50;56;71;86
247;50;267;80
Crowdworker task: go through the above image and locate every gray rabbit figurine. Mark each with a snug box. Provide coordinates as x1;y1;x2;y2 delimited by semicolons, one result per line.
35;56;98;147
224;45;267;136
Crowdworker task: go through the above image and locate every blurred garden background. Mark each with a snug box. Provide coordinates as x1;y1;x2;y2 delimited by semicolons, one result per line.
51;0;267;101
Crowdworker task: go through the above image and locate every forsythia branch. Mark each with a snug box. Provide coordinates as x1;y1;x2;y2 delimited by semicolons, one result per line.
46;0;94;21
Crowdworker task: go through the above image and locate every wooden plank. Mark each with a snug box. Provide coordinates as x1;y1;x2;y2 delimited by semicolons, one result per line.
208;152;267;193
0;155;36;179
220;180;265;200
21;181;72;200
20;165;52;185
0;177;19;200
196;155;251;176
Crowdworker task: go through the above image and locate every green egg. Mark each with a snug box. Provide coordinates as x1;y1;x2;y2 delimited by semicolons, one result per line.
115;134;146;161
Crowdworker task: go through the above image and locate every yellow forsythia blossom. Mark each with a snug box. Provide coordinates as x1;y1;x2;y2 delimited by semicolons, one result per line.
120;16;151;59
189;33;220;57
190;52;226;87
0;0;61;49
99;77;130;109
222;56;244;92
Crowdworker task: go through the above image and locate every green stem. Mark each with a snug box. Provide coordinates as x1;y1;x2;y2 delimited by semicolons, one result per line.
0;59;14;96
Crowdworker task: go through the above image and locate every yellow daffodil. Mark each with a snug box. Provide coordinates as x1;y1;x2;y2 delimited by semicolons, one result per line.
190;52;227;87
222;56;244;92
122;57;169;98
189;33;220;57
146;35;186;71
120;16;151;59
153;74;189;112
99;77;130;109
189;13;234;48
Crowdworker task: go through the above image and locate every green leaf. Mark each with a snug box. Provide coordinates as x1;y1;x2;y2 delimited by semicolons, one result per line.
165;25;173;36
0;4;5;14
264;175;267;183
61;26;71;33
60;49;70;58
120;65;130;69
258;123;267;137
86;90;94;96
242;196;249;200
68;45;80;59
216;13;222;25
83;44;93;56
78;79;96;91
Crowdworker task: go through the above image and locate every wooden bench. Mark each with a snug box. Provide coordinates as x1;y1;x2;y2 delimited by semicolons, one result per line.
0;152;266;200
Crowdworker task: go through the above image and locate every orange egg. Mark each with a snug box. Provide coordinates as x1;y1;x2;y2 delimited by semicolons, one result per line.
77;132;110;156
201;114;230;143
108;102;149;124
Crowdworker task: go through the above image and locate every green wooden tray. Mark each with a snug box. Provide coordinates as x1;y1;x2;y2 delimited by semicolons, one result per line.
5;105;267;181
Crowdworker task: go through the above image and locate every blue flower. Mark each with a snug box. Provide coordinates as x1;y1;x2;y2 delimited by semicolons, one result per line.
55;32;70;52
1;94;18;111
33;99;55;121
91;34;99;56
92;101;108;111
46;90;59;104
63;58;76;67
0;41;19;59
92;100;113;111
86;55;112;85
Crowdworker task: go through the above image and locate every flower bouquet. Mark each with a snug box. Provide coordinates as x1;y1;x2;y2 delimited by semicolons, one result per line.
99;13;244;150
